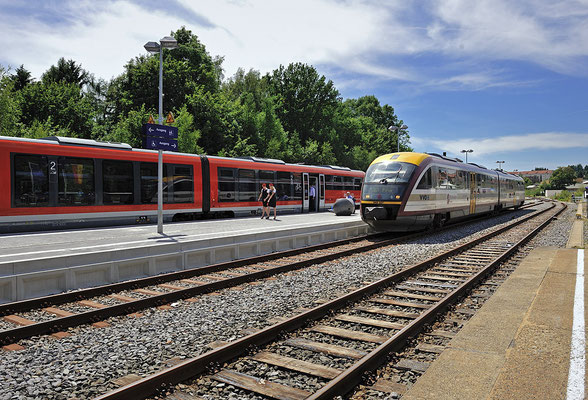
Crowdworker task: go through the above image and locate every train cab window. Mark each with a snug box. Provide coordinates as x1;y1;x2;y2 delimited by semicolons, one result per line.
13;154;50;207
172;165;194;203
416;168;432;189
218;167;236;202
58;157;95;206
238;169;256;202
103;160;134;205
364;162;416;184
140;162;169;204
276;171;291;201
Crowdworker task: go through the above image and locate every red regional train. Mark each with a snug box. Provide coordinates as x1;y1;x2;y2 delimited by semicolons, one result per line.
0;136;364;233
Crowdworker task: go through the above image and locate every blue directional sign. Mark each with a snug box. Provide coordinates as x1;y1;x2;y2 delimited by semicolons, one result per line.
143;123;178;139
144;137;178;151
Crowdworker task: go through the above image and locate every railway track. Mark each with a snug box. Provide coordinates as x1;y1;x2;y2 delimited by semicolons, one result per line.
92;201;563;400
0;203;540;347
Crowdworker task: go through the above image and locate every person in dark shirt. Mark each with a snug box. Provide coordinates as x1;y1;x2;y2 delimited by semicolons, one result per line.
258;183;269;219
266;183;277;219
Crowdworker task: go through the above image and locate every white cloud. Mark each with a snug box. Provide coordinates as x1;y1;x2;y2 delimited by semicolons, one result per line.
0;0;587;87
413;132;588;156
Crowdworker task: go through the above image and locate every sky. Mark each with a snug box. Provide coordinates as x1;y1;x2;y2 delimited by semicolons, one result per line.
1;0;587;172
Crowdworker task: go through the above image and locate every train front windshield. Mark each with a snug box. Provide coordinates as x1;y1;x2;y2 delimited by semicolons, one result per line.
362;161;416;201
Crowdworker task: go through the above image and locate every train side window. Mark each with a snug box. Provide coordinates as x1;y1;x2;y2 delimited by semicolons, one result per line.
238;169;256;202
416;168;432;189
58;157;95;206
292;172;302;200
172;165;193;203
344;176;354;190
437;168;449;189
13;154;50;207
218;167;236;202
103;160;134;205
333;176;343;190
353;178;362;191
259;170;274;185
140;162;169;204
276;171;291;200
325;175;334;190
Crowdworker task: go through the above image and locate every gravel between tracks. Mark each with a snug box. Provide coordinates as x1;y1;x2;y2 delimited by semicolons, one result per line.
0;203;570;400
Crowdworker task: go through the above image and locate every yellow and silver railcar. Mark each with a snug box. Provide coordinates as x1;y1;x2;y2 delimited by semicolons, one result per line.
360;152;524;232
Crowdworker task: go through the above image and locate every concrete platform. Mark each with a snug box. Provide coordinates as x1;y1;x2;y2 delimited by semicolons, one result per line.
0;212;368;303
402;247;586;400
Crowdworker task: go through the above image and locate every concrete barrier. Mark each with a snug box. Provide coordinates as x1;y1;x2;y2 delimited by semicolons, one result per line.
0;221;370;303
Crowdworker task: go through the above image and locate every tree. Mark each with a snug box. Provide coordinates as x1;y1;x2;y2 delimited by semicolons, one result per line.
108;26;221;119
265;63;340;144
0;67;21;136
42;58;90;88
549;166;576;189
19;80;96;138
11;65;33;91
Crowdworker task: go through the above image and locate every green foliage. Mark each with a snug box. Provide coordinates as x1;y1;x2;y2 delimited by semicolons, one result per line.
0;68;21;137
553;190;572;202
19;80;96;138
42;58;89;88
549;166;576;189
2;27;412;171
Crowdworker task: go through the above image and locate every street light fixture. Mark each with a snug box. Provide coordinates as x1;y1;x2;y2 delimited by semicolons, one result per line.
143;36;178;234
496;160;505;170
388;124;408;153
461;149;473;163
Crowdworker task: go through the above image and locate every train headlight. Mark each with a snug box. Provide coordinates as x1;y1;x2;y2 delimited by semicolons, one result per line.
395;195;400;199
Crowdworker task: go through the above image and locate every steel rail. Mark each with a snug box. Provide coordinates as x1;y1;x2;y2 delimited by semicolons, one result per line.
93;202;557;400
0;203;539;317
1;205;541;345
308;202;566;399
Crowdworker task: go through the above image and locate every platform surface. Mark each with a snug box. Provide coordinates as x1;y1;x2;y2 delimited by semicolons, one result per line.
403;247;586;400
0;212;363;265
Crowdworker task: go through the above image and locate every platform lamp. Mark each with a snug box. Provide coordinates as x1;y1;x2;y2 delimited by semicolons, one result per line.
144;36;178;234
461;149;473;163
389;124;408;153
496;160;505;170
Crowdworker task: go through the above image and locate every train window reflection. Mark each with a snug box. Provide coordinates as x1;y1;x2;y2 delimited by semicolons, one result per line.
238;169;256;202
140;162;169;204
13;154;50;207
218;167;236;202
58;157;95;206
416;168;432;189
365;162;416;184
103;160;133;205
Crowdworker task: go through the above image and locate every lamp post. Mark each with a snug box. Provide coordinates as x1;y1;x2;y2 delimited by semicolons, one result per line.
461;149;473;163
144;36;178;234
496;160;505;170
388;124;408;153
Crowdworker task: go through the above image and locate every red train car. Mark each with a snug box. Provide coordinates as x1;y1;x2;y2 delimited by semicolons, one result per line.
0;136;364;233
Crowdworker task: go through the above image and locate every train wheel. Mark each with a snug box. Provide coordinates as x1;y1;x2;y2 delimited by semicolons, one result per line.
433;214;446;228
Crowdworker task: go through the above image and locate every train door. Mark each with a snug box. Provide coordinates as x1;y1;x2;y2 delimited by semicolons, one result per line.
469;172;476;214
302;172;309;213
319;174;325;211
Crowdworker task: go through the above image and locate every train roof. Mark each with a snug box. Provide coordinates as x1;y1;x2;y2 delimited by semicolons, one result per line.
369;152;523;181
0;136;364;175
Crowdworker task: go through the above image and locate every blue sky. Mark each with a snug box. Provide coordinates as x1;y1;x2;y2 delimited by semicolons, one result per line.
1;0;587;172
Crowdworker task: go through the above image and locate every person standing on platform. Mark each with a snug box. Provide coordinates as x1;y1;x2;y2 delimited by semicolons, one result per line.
309;184;316;211
258;183;269;219
266;183;277;219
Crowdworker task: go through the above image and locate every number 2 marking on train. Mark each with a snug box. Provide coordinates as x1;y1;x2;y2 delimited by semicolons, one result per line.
49;161;57;175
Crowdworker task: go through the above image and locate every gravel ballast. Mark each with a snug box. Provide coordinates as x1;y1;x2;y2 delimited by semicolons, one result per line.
0;203;573;399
